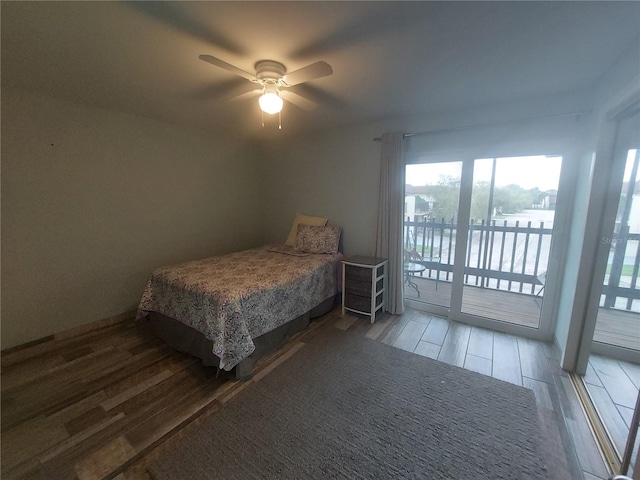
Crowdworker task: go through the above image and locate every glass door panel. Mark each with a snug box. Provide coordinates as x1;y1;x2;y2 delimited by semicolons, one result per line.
581;107;640;477
404;161;462;311
460;155;562;328
594;109;640;352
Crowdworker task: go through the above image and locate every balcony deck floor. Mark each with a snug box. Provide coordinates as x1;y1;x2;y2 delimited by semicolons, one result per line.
405;275;640;350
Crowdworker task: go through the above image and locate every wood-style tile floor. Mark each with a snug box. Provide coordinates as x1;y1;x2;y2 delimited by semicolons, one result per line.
1;307;610;479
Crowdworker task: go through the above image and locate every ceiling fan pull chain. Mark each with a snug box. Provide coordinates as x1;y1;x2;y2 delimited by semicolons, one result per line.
261;109;265;128
279;110;282;130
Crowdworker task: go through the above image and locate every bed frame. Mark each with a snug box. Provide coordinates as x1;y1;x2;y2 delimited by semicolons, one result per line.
146;295;336;379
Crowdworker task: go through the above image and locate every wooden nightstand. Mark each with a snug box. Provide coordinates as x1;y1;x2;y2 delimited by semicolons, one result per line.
342;256;387;323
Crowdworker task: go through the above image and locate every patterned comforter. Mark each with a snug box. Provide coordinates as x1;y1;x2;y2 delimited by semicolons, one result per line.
136;245;341;370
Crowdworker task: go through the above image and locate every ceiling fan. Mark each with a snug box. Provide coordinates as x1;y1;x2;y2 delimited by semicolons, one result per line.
199;54;333;126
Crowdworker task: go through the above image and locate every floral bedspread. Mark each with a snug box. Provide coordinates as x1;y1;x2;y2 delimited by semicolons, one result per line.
136;245;341;370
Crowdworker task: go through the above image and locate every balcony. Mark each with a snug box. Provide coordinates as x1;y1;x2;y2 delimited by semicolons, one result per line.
404;275;640;349
404;217;640;351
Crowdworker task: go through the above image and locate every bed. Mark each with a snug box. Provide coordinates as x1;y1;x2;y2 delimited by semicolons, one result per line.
136;223;342;378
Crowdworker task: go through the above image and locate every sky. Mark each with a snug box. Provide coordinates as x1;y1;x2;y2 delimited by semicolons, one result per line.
406;155;563;191
623;149;639;182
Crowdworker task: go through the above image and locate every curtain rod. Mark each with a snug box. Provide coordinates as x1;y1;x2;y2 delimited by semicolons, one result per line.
372;110;589;142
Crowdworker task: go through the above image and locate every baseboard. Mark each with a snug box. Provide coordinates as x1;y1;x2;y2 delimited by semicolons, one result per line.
550;334;564;362
590;341;640;364
53;310;136;341
1;310;136;366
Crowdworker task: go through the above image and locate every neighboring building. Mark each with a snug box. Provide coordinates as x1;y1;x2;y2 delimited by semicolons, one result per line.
541;190;557;209
405;185;436;221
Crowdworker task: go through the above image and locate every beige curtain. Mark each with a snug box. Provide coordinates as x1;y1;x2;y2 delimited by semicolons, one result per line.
375;132;405;314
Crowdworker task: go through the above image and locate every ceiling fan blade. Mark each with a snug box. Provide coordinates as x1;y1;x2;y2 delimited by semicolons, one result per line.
221;80;262;99
199;54;256;82
282;61;333;86
230;88;263;102
281;90;318;111
290;84;347;110
190;78;254;101
126;3;246;56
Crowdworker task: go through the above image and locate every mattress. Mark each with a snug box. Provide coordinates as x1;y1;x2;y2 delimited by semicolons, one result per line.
136;245;342;370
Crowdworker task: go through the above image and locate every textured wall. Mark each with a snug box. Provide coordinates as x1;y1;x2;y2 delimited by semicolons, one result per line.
1;89;263;348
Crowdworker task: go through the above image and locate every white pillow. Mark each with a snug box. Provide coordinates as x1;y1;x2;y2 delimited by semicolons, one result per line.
284;213;328;246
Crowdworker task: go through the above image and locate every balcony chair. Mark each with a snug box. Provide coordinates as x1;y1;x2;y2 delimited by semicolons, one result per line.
404;249;440;290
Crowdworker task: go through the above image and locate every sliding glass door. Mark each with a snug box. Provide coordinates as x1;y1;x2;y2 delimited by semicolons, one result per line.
459;156;562;329
579;103;640;477
593;138;640;354
404;155;563;337
404;161;462;314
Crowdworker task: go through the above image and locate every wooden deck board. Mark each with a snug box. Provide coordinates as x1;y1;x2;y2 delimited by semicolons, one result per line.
407;276;640;350
594;308;640;350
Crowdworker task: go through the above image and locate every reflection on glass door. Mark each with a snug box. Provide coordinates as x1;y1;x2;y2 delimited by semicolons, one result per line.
460;156;562;329
595;145;640;352
404;161;462;311
581;106;640;478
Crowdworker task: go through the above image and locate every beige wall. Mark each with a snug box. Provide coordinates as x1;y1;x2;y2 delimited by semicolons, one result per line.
260;89;591;260
0;78;626;352
258;89;594;348
258;124;382;257
1;89;263;349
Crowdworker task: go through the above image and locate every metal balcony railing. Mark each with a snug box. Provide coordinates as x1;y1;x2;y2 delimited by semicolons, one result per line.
602;229;640;311
404;217;639;312
404;217;551;294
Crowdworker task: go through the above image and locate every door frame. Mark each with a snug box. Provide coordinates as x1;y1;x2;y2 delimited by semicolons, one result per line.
405;155;570;342
449;156;563;341
573;96;640;372
404;158;463;320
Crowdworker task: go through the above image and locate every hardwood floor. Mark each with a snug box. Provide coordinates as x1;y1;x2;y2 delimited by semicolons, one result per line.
1;307;611;479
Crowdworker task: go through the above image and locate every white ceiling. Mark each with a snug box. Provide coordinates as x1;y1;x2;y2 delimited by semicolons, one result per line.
2;1;639;139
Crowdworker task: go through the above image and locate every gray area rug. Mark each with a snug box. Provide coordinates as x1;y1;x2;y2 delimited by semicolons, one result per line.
150;327;550;479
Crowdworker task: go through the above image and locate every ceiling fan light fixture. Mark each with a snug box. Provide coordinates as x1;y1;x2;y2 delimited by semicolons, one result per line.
259;91;283;115
199;55;332;122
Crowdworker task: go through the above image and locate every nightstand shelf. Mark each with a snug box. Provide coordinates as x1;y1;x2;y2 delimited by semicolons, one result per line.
342;256;387;323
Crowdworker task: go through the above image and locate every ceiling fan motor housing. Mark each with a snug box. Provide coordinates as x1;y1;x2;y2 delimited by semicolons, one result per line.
255;60;286;83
